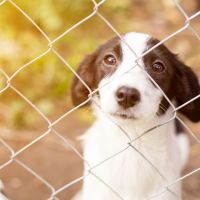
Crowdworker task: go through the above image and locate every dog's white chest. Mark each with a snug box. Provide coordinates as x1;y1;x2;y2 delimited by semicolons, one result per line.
81;120;181;200
85;148;161;199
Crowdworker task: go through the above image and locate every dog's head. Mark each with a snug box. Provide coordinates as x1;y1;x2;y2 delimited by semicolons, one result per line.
71;32;200;122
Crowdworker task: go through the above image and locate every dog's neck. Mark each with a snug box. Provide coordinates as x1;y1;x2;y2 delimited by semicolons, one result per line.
82;104;178;177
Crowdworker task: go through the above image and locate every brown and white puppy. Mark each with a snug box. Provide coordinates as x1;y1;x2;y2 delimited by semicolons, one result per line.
71;32;200;200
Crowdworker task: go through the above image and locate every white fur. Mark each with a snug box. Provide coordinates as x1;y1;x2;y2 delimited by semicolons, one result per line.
72;32;189;200
0;181;7;200
0;194;7;200
0;193;7;200
177;133;190;167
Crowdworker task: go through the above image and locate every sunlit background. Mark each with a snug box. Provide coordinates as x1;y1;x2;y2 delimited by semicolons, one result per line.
0;0;199;199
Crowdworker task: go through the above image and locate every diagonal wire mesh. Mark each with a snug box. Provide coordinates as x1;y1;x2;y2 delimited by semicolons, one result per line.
0;0;199;199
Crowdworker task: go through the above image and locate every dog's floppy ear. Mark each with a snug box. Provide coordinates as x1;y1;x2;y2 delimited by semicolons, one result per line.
71;53;97;106
175;59;200;122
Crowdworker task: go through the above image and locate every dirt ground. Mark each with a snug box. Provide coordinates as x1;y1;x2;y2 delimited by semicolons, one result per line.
0;112;199;200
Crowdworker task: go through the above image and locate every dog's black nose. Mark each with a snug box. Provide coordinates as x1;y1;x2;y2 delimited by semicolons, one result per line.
115;86;140;109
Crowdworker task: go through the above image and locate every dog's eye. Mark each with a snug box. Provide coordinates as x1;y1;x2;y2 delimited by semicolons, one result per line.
152;61;165;73
103;54;117;66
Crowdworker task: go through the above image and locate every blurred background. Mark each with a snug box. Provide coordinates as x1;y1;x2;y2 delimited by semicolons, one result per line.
0;0;199;199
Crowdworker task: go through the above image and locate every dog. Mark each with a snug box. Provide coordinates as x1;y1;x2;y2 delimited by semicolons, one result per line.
71;32;200;200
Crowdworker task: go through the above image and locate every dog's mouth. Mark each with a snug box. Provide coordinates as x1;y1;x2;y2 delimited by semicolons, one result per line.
111;111;136;120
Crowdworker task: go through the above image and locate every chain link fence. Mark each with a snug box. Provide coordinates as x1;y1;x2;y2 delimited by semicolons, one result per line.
0;0;199;199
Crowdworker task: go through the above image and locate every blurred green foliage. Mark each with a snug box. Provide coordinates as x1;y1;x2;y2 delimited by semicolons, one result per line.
0;0;199;129
0;0;136;129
